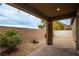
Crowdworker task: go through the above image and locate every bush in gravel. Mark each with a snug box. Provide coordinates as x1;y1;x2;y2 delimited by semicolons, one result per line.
0;30;21;51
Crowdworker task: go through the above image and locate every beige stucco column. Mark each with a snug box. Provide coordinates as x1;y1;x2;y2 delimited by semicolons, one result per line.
71;17;79;55
46;20;53;45
72;16;79;55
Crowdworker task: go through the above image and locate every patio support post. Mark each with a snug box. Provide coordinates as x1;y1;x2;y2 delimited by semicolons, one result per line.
46;20;53;45
75;15;79;55
76;10;79;50
76;8;79;55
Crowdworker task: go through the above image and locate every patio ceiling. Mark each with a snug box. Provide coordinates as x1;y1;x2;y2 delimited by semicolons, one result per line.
8;3;78;21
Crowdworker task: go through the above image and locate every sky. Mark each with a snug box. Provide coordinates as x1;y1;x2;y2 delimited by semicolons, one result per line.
59;19;71;25
0;3;41;29
0;3;71;29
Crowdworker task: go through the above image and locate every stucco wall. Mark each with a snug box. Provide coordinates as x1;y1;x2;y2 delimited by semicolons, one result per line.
0;26;46;43
72;18;77;42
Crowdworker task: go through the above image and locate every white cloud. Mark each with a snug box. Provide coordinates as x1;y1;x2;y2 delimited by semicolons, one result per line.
0;3;41;28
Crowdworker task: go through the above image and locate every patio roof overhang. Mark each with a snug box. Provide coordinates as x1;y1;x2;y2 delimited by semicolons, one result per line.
8;3;79;21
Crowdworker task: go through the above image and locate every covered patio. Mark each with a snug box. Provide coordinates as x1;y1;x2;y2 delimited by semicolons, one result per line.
7;3;79;55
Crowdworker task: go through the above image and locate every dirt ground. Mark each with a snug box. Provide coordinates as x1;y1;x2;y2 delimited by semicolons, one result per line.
0;26;46;56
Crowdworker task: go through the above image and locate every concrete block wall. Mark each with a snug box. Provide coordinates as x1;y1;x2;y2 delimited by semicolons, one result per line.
0;26;46;43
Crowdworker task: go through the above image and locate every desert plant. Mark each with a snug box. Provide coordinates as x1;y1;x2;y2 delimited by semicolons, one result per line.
32;39;39;44
0;30;21;50
38;20;46;29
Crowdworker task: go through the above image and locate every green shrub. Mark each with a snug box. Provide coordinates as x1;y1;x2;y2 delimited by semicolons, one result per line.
38;24;44;29
0;30;21;50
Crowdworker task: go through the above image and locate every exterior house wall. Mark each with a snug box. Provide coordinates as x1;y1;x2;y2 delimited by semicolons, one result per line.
72;18;77;42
